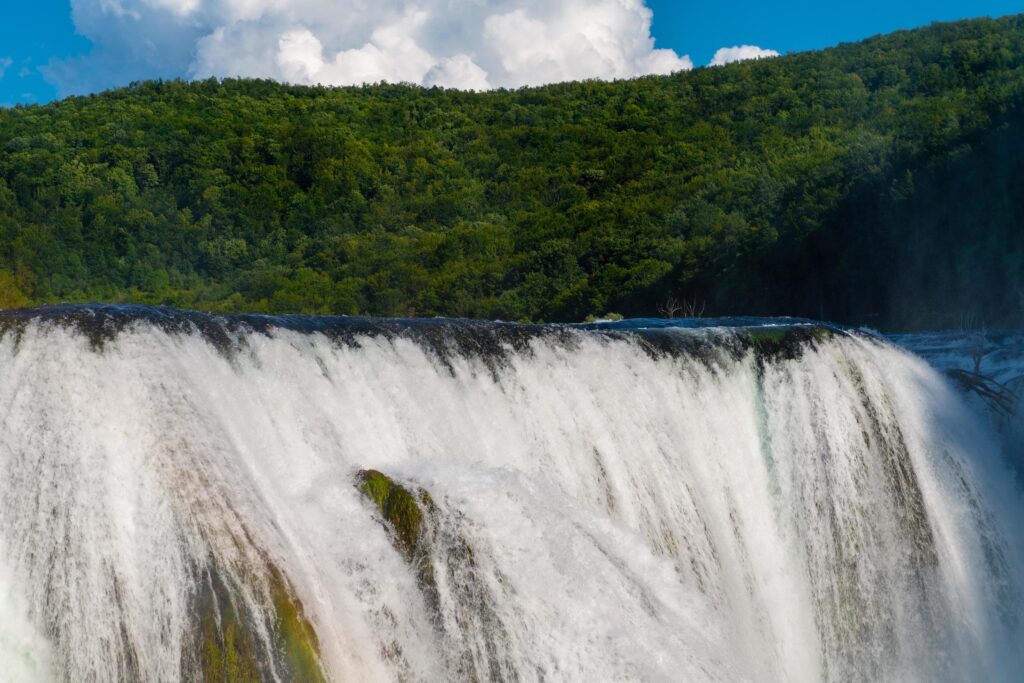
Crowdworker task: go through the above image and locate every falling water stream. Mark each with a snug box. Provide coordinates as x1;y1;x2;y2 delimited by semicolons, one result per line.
0;306;1020;682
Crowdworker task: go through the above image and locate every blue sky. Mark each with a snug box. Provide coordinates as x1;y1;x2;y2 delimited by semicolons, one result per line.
649;1;1024;65
0;0;87;105
1;1;1022;106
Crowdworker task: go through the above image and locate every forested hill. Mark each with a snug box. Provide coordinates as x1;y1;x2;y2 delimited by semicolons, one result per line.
2;16;1024;328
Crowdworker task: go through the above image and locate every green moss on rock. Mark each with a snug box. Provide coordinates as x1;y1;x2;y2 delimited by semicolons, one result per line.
195;568;263;683
742;325;839;361
356;469;517;678
746;329;789;345
267;563;326;683
357;469;431;561
356;468;442;616
191;559;327;683
812;327;835;342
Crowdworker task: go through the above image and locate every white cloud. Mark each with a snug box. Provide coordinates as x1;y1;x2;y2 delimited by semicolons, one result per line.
425;55;490;91
46;0;691;95
481;3;691;85
709;45;779;67
0;58;12;80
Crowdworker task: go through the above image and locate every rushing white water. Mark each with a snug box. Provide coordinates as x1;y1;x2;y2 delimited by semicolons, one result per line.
0;309;1021;682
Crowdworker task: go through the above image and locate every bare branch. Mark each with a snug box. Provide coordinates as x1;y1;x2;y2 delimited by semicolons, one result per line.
657;296;683;319
960;314;987;375
947;369;1017;417
657;295;705;319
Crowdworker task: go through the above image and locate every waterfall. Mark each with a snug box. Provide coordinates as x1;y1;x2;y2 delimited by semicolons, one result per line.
0;306;1020;682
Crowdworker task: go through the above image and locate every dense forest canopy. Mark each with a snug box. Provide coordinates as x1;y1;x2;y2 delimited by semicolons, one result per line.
2;15;1024;328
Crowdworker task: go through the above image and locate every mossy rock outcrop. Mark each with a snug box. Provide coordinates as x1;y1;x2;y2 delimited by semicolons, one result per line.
356;469;517;679
194;567;261;683
189;558;327;683
357;468;441;612
357;469;434;562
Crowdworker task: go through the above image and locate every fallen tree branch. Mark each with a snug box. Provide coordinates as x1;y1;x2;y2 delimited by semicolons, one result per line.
946;368;1018;417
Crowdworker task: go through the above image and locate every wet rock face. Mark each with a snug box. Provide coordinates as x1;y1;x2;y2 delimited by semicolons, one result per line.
0;303;847;370
355;470;517;681
187;560;326;683
0;304;576;362
357;469;432;563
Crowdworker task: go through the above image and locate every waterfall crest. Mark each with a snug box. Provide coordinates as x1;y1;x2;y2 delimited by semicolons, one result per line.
0;306;1020;682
